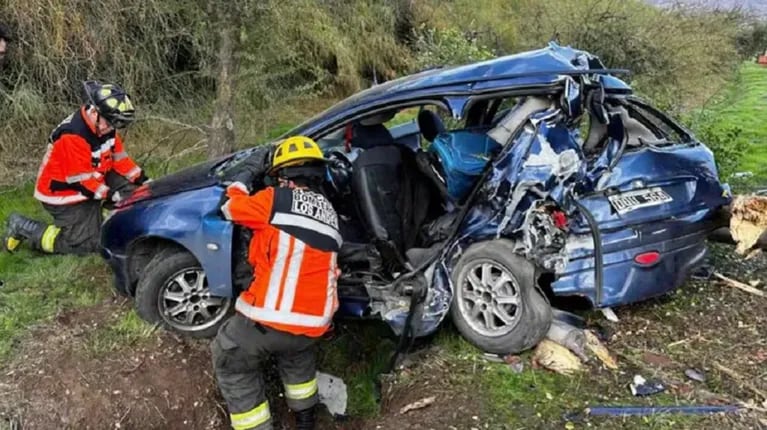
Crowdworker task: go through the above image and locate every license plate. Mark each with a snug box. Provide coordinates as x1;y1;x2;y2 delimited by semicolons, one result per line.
608;187;673;214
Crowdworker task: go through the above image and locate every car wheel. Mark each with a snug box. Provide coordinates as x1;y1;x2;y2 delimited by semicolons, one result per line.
449;240;552;354
135;248;233;338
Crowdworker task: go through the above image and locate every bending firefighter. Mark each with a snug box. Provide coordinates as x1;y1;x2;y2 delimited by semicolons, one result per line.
3;80;148;255
212;136;342;430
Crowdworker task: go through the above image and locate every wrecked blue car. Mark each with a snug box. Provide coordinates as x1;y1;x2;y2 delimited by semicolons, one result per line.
101;43;731;353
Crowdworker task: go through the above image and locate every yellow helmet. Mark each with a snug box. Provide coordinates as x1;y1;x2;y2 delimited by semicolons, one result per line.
269;136;325;175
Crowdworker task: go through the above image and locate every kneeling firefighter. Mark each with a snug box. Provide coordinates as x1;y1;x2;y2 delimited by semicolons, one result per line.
211;136;342;430
3;80;148;255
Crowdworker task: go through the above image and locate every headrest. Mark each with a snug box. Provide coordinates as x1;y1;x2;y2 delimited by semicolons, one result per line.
351;122;395;150
417;110;446;143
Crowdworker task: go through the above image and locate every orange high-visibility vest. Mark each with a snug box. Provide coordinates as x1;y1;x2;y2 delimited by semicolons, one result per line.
222;182;342;337
34;107;142;205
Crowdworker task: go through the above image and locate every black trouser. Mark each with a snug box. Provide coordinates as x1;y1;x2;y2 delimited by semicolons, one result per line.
211;313;319;430
41;172;136;255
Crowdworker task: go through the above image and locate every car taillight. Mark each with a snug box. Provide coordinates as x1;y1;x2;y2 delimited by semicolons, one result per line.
634;251;660;266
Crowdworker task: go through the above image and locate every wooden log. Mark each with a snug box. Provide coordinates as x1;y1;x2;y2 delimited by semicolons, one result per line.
729;195;767;254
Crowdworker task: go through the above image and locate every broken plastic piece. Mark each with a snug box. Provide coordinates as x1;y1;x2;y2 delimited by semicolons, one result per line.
629;374;665;396
317;372;348;417
600;308;619;322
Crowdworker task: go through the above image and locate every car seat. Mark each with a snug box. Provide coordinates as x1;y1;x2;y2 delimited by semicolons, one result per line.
417;110;446;143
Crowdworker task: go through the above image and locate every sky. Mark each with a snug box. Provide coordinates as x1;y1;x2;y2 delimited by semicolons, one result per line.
648;0;767;17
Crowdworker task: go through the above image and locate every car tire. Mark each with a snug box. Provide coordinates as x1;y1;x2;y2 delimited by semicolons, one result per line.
135;248;233;339
449;240;552;354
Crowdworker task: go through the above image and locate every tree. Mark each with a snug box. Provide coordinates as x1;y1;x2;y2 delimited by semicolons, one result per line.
207;2;242;159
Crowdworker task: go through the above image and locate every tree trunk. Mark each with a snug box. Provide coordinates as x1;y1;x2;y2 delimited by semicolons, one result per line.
207;5;239;159
709;195;767;253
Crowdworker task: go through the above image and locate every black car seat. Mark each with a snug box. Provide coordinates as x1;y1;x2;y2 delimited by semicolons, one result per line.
417;109;446;143
347;122;443;272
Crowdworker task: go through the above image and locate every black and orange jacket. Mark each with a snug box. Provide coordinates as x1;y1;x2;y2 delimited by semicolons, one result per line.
34;107;143;205
221;182;342;337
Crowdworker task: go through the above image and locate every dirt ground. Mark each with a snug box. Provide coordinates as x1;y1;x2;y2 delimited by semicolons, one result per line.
1;243;765;430
0;298;486;430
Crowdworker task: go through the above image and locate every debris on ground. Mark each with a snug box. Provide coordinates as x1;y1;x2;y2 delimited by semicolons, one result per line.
503;355;524;373
585;405;741;416
685;368;706;383
714;272;766;298
533;339;583;375
691;264;714;280
729;194;767;254
317;372;348;417
629;374;666;397
399;396;436;414
481;353;505;363
714;363;767;401
546;320;589;362
584;330;618;370
600;308;620;322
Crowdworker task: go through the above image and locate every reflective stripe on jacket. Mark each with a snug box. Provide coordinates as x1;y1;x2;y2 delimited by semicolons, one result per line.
222;182;342;337
34;107;142;205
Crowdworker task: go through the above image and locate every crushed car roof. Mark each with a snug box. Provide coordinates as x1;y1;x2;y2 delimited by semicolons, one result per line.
287;42;632;138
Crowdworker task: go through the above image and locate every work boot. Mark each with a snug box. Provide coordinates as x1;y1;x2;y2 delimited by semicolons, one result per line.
294;405;316;430
3;213;49;253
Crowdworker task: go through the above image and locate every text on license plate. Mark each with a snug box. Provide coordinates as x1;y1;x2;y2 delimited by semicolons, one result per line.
608;187;673;214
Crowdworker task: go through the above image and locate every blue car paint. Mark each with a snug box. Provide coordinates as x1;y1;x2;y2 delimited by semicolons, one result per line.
102;186;235;297
101;42;730;339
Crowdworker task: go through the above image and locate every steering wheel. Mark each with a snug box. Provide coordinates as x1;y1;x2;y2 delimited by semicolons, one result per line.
325;149;355;195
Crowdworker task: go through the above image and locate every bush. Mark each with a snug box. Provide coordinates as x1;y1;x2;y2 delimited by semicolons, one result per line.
412;26;495;70
685;110;748;180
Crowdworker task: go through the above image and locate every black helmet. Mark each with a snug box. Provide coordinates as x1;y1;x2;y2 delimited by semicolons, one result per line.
82;80;136;129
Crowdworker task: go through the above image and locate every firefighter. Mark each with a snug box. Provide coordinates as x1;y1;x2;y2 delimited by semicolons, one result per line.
211;136;341;430
2;80;149;255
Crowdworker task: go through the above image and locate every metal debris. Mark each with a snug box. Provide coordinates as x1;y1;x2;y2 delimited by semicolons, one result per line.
585;405;740;416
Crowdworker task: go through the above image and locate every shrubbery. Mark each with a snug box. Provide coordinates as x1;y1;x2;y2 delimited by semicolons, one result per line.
0;0;759;184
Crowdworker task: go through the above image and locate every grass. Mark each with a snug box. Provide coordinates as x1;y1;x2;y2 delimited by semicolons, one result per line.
0;183;109;362
697;62;767;184
317;321;397;417
434;329;726;430
84;308;157;357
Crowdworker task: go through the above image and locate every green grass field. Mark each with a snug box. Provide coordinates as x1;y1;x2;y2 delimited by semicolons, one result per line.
0;184;110;360
697;62;767;183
